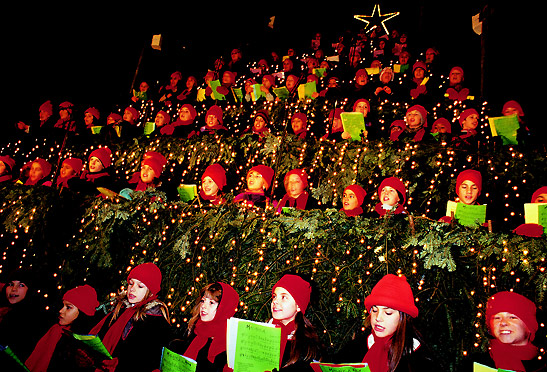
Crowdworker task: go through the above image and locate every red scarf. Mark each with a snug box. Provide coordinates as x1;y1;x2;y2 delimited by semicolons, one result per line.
277;192;309;212
375;203;404;217
89;295;157;355
0;174;13;183
362;333;391;372
489;339;538;372
199;189;224;205
341;206;363;217
25;323;69;372
272;319;296;367
183;317;227;363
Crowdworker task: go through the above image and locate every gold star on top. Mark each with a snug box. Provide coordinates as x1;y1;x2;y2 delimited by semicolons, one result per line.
354;4;400;35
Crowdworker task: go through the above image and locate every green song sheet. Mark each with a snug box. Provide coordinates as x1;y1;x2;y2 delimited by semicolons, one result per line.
473;362;515;372
227;317;281;372
488;114;520;145
144;122;155;136
524;203;547;233
209;80;226;100
446;201;486;227
311;362;370;372
251;84;265;102
177;184;198;202
340;112;366;141
298;81;317;100
273;87;290;100
91;126;103;134
69;333;112;359
0;344;31;371
160;347;197;372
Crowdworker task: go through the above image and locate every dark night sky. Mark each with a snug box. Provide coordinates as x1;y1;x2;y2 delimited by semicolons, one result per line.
3;2;541;136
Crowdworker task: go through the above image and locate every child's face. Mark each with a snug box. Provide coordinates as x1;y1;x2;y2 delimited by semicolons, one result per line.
332;117;343;132
405;110;423;131
246;170;265;192
356;74;368;86
58;300;80;326
179;107;193;122
201;176;219;197
59;109;70;121
354;101;370;117
533;193;547;203
88;157;104;173
39;109;52;122
262;77;272;89
84;112;95;126
370;305;400;338
286;174;305;198
139;81;149;92
127;278;149;304
458;180;479;205
433;122;448;133
462;114;479;131
286;75;297;90
271;286;300;325
123;110;135;123
0;161;6;175
490;312;530;346
60;163;75;178
413;68;425;80
380;71;392;84
199;294;219;322
5;280;28;305
399;52;410;65
449;69;463;85
140;164;157;184
343;189;359;211
291;117;304;133
253;116;267;131
380;186;400;207
206;114;219;128
155;113;166;127
29;162;44;182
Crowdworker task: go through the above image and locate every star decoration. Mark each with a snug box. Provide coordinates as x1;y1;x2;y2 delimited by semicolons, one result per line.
354;4;400;35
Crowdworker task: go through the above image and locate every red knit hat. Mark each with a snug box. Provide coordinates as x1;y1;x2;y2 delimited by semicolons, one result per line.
486;291;538;341
249;165;274;190
272;274;312;314
34;158;52;178
89;147;112;168
142;157;163;177
62;157;84;175
85;107;101;120
458;108;479;127
406;105;428;127
431;118;452;134
0;155;16;173
63;284;99;317
292;112;308;127
502;100;524;117
344;184;367;205
456;169;482;196
284;169;309;188
206;105;224;125
365;274;418;318
125;106;140;121
39;100;53;115
202;163;227;190
143;151;167;168
157;110;171;125
378;177;407;205
127;262;162;295
531;186;547;203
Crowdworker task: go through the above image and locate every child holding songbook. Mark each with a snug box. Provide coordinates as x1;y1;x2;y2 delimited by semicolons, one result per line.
333;274;437;371
514;186;547;237
89;262;171;372
25;284;101;372
168;282;239;372
277;168;320;213
439;169;488;226
268;274;323;371
67;147;118;196
469;291;546;371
